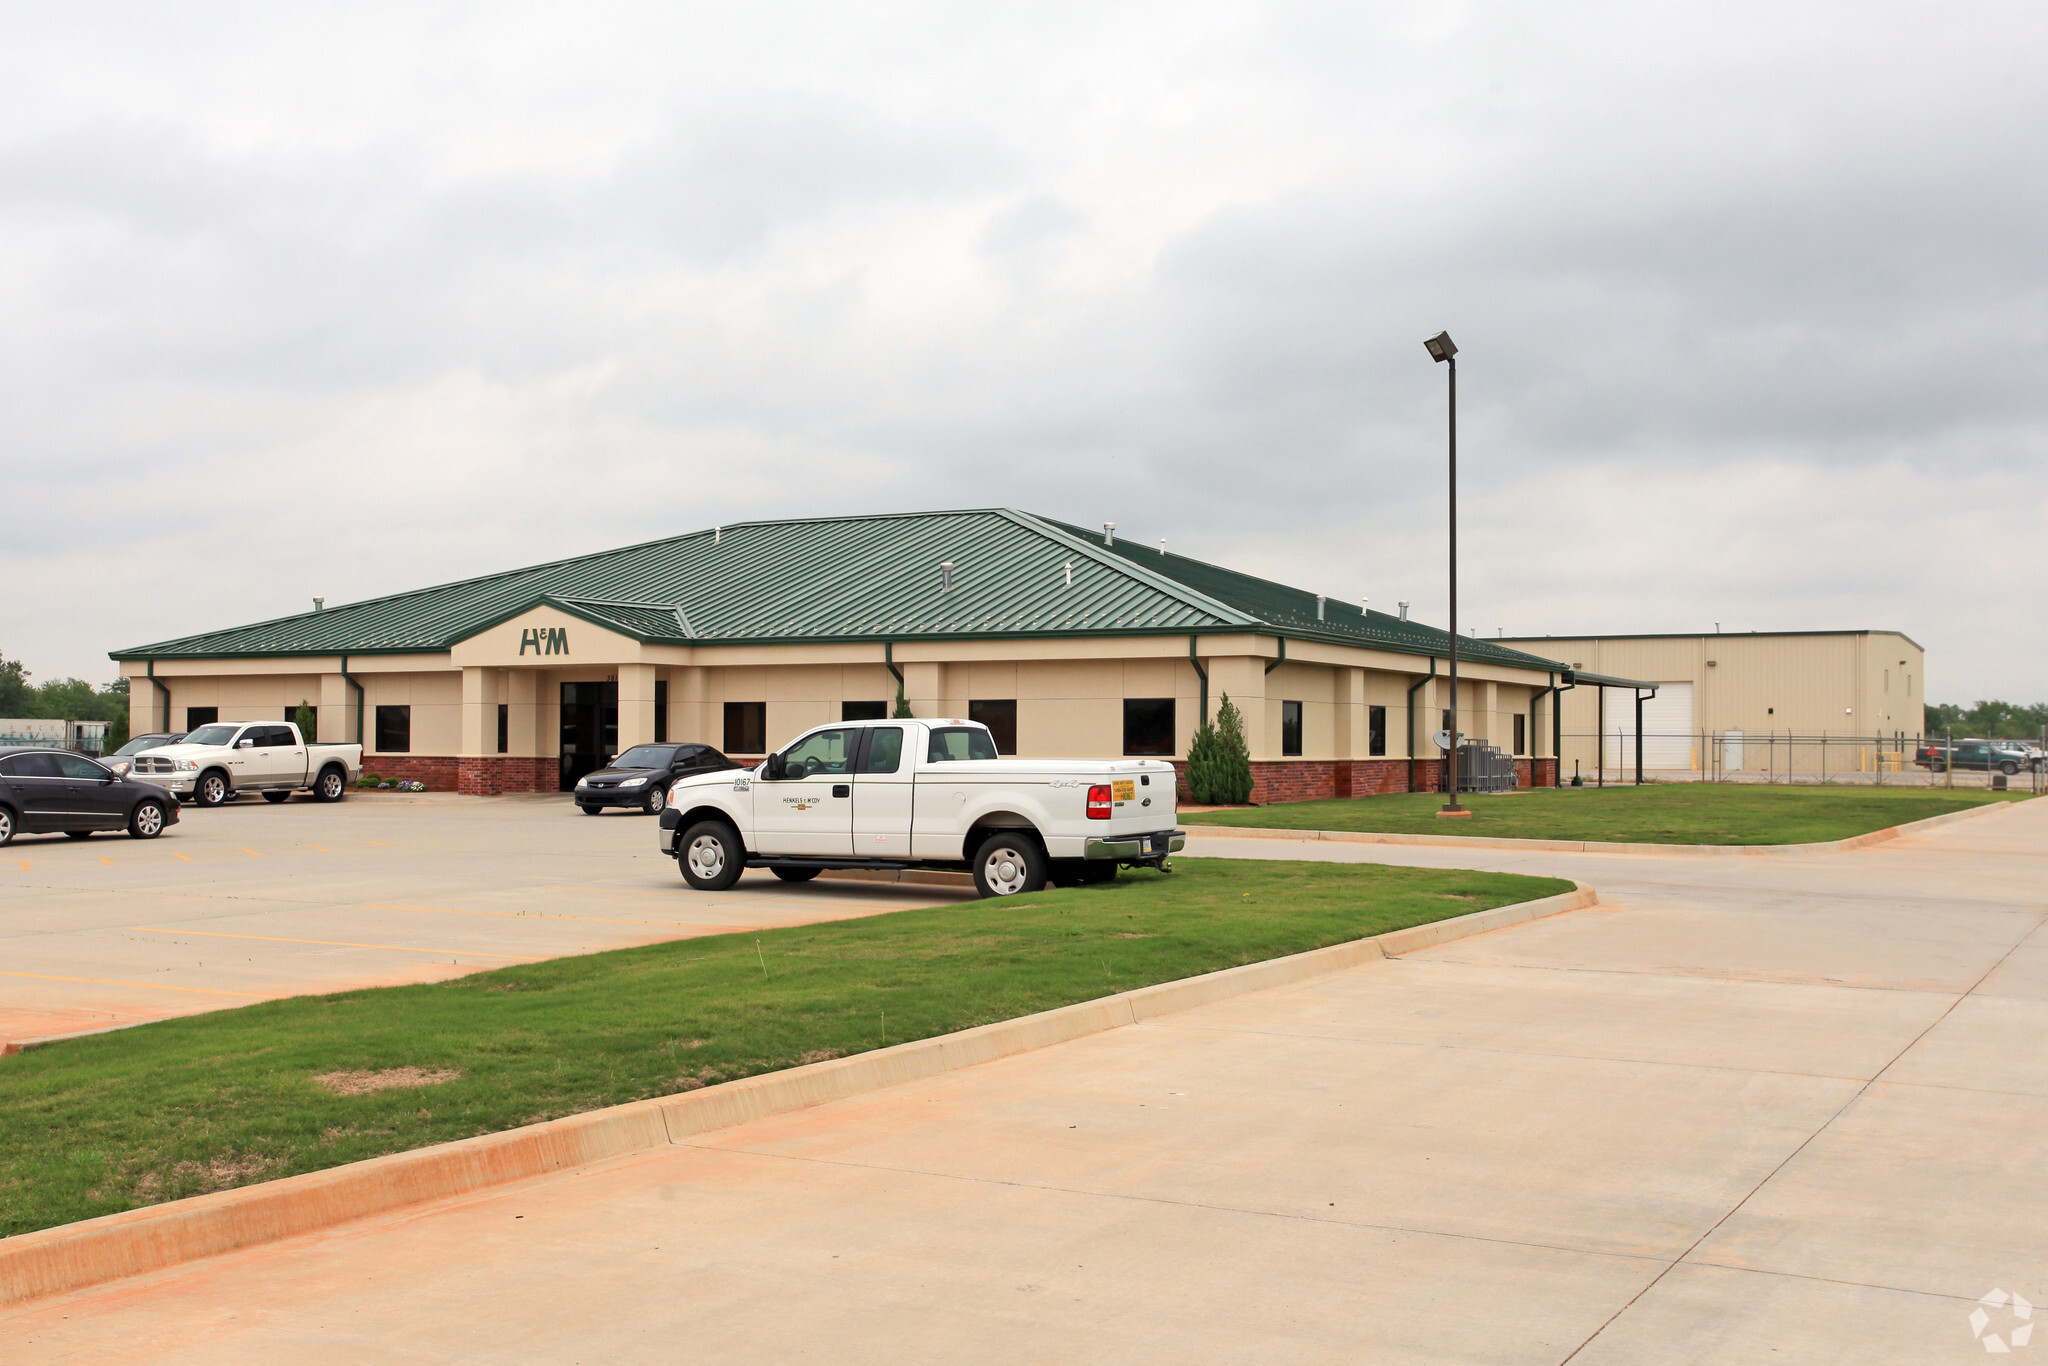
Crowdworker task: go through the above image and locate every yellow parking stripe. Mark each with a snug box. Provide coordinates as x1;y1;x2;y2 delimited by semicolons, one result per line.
0;970;266;999
129;927;540;960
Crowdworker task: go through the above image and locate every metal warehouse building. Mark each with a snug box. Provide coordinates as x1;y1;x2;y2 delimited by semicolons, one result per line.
115;509;1630;801
1498;629;1926;779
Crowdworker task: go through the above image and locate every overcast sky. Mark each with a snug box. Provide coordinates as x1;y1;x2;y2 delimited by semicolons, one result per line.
3;2;2042;703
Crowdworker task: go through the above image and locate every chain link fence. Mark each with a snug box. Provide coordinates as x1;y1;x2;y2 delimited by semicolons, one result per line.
1556;729;2048;793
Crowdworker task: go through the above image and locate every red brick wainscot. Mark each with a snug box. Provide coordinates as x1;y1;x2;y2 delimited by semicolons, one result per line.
358;755;459;791
1176;756;1559;805
456;757;559;795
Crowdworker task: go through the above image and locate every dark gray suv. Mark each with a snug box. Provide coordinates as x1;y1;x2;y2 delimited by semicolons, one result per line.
0;747;181;845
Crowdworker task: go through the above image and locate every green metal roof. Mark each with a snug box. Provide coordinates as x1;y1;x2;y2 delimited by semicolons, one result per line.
112;508;1585;678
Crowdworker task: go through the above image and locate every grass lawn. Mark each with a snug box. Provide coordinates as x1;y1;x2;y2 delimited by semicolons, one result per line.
0;857;1569;1239
1183;783;2031;845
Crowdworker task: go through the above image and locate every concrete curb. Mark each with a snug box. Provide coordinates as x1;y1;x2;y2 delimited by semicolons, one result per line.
1181;796;2022;858
0;883;1594;1307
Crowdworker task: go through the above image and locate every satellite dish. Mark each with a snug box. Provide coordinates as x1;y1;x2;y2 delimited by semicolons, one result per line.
1433;729;1453;751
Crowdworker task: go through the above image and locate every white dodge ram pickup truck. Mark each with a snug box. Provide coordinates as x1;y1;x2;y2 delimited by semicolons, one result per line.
656;717;1184;898
126;721;363;807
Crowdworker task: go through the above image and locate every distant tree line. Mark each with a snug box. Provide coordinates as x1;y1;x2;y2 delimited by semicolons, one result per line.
0;654;131;748
1925;700;2048;741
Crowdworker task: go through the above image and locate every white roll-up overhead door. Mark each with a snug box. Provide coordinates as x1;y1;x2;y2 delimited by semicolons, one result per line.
1601;683;1696;769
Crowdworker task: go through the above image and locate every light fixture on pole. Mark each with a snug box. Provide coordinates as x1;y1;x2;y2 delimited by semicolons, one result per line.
1425;330;1468;817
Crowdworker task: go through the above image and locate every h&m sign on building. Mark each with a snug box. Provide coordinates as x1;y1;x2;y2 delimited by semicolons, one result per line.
520;627;570;656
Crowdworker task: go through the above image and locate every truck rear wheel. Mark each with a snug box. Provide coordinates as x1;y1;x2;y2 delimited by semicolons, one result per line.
972;832;1047;898
314;767;348;802
771;866;821;883
679;821;745;892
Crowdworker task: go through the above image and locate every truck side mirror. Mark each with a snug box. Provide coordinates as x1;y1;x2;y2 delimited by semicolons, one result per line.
238;738;254;749
763;753;787;780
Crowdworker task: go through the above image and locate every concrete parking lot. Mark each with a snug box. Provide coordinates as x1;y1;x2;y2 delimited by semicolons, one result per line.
0;791;968;1050
1;798;2042;1362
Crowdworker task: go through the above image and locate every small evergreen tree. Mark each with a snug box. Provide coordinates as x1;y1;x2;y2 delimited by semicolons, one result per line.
892;685;915;719
294;699;317;739
1184;719;1222;802
1213;692;1255;804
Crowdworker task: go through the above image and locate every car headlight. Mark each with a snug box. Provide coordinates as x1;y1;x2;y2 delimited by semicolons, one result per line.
620;777;647;788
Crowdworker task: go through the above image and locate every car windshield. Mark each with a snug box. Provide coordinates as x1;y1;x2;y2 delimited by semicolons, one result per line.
612;745;678;769
111;736;171;756
926;727;998;762
183;725;242;746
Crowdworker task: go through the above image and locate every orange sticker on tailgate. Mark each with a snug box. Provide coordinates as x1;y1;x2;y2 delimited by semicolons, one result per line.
1111;779;1136;802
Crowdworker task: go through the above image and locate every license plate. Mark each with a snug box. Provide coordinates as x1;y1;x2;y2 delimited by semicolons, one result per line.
1112;779;1136;802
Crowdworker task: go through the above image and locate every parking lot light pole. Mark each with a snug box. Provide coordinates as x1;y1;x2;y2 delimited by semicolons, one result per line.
1425;331;1468;816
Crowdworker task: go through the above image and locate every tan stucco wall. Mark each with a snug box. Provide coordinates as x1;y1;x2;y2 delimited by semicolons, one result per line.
119;632;1566;767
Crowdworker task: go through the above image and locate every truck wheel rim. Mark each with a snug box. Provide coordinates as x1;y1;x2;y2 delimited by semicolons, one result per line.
322;772;341;798
687;835;726;879
204;777;223;803
983;845;1030;895
136;805;161;836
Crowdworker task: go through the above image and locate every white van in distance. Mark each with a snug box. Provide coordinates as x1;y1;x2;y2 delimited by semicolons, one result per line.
656;718;1182;898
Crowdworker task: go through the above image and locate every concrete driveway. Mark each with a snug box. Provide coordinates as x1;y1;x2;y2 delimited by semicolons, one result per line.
2;800;2043;1363
0;792;967;1049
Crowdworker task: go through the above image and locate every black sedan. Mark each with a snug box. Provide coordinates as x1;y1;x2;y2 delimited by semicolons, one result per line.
575;743;741;815
0;746;181;845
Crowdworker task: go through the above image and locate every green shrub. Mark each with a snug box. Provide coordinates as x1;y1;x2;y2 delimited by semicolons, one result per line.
1183;693;1255;804
1213;693;1255;804
293;699;316;739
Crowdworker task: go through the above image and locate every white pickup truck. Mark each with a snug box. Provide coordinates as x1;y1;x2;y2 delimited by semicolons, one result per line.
125;721;363;807
656;717;1184;898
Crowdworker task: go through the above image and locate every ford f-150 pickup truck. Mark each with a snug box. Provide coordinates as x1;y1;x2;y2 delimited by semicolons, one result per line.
656;718;1183;898
125;722;363;806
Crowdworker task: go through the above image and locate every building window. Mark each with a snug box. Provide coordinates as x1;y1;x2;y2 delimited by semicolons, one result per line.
724;701;765;754
841;701;888;721
969;699;1017;754
1281;701;1303;757
185;707;217;730
497;704;509;754
374;705;411;754
655;680;669;743
1123;698;1175;756
1368;705;1386;756
1513;713;1526;755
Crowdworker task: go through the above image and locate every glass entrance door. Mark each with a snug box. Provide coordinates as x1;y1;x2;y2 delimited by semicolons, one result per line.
559;681;618;791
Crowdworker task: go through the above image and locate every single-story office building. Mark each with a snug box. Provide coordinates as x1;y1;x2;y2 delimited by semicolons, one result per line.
1497;629;1926;777
115;509;1643;801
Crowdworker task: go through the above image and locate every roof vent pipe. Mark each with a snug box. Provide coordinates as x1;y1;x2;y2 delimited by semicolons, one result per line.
1398;601;1410;620
1361;596;1368;617
1159;538;1166;556
1316;595;1326;621
713;526;721;546
1102;521;1115;546
312;598;324;612
940;561;955;592
1063;561;1073;588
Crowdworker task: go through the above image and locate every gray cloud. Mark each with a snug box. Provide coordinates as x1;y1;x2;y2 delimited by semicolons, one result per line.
2;1;2044;700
